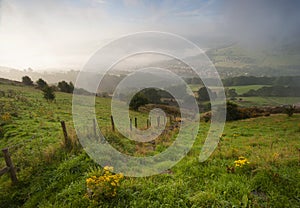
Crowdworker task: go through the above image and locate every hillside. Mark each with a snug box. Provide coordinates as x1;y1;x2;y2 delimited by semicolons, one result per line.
0;82;299;207
0;77;22;85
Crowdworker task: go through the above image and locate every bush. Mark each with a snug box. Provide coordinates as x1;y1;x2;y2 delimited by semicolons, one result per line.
129;92;149;111
22;76;33;86
86;166;124;200
58;81;74;93
284;105;296;117
226;102;240;121
36;78;48;89
42;86;56;101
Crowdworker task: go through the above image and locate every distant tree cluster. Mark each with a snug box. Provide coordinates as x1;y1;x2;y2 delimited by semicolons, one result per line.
223;76;300;87
21;76;75;102
22;76;34;86
128;87;185;111
242;86;300;97
58;81;74;93
34;77;56;102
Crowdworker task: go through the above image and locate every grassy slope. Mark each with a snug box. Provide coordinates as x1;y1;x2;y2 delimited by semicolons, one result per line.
0;83;299;207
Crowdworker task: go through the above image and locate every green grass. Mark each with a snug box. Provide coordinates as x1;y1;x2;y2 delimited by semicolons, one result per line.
0;83;299;207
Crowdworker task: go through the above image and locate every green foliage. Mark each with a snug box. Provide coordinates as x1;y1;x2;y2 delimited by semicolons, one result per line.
36;78;48;89
226;101;241;121
129;92;149;111
242;86;300;97
22;76;33;86
197;86;216;101
42;85;56;101
141;88;162;104
58;81;74;93
225;88;238;98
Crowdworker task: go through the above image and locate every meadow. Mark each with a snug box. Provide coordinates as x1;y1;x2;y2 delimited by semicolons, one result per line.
0;83;299;207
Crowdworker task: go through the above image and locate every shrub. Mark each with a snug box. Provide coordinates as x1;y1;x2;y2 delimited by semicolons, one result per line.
58;81;74;93
42;86;56;101
129;92;149;111
36;78;48;89
86;166;124;200
284;105;296;117
22;76;33;86
226;102;240;121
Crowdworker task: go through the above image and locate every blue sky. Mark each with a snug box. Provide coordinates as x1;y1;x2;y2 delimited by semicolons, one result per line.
0;0;299;70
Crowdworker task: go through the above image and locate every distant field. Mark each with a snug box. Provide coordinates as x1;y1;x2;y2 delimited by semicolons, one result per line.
229;85;270;95
236;96;300;107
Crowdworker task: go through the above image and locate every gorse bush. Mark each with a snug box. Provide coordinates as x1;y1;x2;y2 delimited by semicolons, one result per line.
86;166;124;200
234;156;250;168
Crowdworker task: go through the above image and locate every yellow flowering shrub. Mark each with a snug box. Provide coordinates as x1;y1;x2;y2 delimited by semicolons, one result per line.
1;112;11;122
86;166;124;199
234;156;250;168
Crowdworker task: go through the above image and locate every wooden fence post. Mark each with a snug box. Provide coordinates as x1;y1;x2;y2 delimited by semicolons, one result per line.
130;118;132;131
60;121;69;146
2;148;18;184
111;115;115;131
134;117;138;129
147;119;150;129
157;116;160;127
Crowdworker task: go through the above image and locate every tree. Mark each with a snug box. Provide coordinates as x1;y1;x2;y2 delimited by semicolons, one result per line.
129;92;149;111
141;88;162;104
284;105;296;117
22;76;33;86
58;81;74;93
197;87;216;101
42;86;55;101
226;102;239;121
36;78;48;89
226;88;238;98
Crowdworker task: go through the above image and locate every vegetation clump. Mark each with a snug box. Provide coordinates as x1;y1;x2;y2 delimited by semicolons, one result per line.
42;85;56;101
86;166;124;200
22;76;33;86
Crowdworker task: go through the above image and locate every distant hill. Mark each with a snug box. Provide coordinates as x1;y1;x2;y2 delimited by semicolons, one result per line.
206;42;300;77
1;41;300;85
0;77;22;85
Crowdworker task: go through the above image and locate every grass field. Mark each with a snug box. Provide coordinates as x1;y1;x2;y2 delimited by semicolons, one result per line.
228;85;269;95
235;97;300;107
0;83;299;207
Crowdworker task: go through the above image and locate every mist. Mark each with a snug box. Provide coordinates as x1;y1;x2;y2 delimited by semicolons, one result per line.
0;0;300;71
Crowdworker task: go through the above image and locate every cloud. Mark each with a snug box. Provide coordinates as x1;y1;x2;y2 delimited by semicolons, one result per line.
0;0;300;70
221;0;300;47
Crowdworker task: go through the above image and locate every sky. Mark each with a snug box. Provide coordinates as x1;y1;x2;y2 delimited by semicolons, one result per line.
0;0;299;71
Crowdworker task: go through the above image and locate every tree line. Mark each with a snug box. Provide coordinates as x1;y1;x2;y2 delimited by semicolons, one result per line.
22;76;74;101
